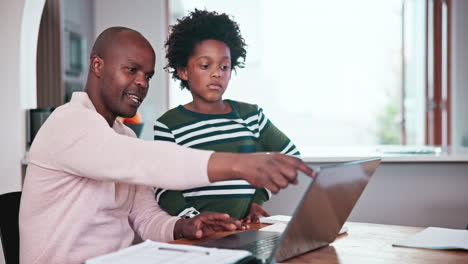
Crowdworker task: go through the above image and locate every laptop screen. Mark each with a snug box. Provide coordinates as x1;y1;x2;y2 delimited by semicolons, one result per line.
198;158;381;263
274;158;381;261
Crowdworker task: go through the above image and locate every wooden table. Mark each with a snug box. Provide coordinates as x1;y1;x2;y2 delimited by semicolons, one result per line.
171;222;468;263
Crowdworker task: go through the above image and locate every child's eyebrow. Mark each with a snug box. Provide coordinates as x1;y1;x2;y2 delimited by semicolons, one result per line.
195;56;211;61
195;56;231;61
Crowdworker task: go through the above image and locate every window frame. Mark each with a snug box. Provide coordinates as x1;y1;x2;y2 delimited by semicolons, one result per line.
425;0;452;146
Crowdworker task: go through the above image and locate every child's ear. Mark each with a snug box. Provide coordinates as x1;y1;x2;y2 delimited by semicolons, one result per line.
176;67;188;81
90;55;104;78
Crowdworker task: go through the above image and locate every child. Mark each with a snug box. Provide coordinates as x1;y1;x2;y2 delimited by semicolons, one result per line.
154;9;301;223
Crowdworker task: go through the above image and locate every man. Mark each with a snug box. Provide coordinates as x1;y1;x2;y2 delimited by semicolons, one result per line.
19;27;314;264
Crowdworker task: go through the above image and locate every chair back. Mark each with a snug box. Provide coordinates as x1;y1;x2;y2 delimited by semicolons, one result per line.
0;191;21;264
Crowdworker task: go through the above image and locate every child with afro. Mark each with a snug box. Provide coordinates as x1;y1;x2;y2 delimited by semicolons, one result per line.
154;9;301;224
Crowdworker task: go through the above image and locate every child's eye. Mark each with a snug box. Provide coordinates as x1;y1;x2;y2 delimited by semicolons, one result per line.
221;65;231;70
200;65;209;69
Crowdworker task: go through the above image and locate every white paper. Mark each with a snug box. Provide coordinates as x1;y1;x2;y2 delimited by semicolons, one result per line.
85;240;251;264
393;227;468;250
260;215;349;234
260;222;289;232
260;215;291;224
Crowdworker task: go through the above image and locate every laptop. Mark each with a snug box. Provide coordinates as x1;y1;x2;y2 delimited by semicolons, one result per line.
197;157;381;263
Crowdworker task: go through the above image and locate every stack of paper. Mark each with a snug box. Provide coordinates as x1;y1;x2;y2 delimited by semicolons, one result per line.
85;240;252;264
393;227;468;250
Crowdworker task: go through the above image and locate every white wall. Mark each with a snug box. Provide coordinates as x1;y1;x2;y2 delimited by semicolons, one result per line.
452;0;468;147
94;0;169;141
1;0;46;261
1;1;27;262
0;0;26;195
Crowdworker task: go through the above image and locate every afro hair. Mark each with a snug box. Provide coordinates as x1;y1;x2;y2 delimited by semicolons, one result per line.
165;9;247;90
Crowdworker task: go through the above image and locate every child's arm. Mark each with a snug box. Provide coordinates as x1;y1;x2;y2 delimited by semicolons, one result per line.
154;121;176;143
257;107;301;157
154;120;200;217
155;188;201;218
252;188;270;205
255;107;302;202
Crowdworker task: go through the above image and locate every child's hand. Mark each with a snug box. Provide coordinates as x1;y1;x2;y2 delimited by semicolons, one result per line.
242;202;270;224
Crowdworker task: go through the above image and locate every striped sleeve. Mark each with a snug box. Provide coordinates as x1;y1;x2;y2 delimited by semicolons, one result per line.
279;139;301;157
255;106;301;204
153;120;200;217
257;107;301;158
257;108;270;134
252;188;271;205
154;187;201;218
154;121;176;142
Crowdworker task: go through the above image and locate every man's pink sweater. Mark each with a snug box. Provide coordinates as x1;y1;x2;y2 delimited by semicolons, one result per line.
19;92;213;264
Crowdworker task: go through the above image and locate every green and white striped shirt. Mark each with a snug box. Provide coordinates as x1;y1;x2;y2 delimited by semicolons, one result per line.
153;100;300;219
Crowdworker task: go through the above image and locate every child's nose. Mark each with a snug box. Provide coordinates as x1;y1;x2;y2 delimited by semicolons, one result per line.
211;68;221;78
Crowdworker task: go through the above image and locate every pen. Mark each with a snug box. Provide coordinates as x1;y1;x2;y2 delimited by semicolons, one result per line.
158;246;210;255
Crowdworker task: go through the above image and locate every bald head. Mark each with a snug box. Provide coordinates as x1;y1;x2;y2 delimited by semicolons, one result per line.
85;27;156;126
90;27;154;60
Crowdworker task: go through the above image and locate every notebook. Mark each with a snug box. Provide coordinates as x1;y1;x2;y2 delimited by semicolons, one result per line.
393;227;468;250
197;158;381;263
85;240;252;264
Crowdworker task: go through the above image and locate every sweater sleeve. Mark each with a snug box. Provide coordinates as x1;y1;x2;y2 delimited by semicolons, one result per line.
154;120;176;143
251;188;270;205
29;107;212;190
129;185;180;242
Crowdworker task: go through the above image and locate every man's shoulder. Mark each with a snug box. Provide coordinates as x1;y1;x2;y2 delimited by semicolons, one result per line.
27;103;106;168
31;100;109;149
49;102;105;127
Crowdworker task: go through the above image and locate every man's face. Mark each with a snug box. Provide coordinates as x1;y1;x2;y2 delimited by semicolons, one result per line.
99;34;155;119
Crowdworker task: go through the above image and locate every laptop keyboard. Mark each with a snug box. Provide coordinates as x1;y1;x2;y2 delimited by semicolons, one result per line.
240;233;281;258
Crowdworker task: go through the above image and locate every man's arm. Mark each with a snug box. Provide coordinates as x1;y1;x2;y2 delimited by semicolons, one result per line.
130;186;242;241
32;109;314;193
30;109;212;190
129;186;180;242
207;152;314;194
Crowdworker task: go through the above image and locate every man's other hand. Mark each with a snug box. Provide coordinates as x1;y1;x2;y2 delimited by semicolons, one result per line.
173;212;244;240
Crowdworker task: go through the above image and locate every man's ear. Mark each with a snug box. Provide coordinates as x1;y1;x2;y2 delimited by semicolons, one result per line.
176;67;188;81
90;55;104;78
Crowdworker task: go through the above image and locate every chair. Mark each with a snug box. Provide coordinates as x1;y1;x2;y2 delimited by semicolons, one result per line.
0;191;21;264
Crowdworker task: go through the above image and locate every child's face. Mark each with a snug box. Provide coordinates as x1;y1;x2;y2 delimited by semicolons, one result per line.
178;39;232;104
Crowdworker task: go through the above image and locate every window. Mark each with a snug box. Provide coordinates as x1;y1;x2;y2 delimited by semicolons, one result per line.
167;0;449;150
